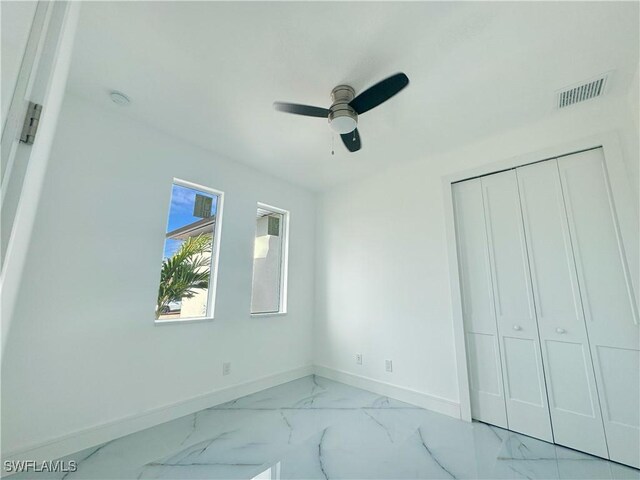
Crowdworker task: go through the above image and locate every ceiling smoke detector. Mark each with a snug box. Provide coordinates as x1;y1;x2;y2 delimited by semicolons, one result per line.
110;91;131;106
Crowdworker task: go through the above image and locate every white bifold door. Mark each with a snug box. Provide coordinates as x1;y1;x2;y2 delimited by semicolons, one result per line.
453;148;639;468
556;150;639;467
454;179;509;429
517;158;609;458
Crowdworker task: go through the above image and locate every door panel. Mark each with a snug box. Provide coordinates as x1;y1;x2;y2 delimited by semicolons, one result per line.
558;149;640;467
516;159;608;458
453;179;508;428
596;346;639;427
545;340;596;416
481;171;553;441
502;337;544;406
466;332;503;396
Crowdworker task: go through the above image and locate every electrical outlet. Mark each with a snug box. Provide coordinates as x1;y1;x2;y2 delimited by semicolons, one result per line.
385;359;393;373
222;362;231;376
355;353;363;365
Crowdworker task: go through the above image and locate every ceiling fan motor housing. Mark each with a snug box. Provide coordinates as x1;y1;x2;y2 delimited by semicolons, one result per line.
328;85;358;134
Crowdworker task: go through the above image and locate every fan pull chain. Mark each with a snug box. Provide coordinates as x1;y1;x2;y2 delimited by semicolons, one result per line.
353;131;356;142
331;134;335;155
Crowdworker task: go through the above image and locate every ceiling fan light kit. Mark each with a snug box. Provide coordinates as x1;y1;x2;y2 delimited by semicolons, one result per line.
328;85;358;134
273;72;409;153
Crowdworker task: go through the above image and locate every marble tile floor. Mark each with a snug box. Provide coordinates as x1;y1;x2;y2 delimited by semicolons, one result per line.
9;375;640;480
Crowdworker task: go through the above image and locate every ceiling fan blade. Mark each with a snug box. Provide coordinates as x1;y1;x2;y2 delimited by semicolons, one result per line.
349;73;409;115
273;102;329;118
341;128;361;152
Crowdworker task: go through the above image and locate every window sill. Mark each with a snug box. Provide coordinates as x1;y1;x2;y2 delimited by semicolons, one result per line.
154;316;214;326
250;312;287;318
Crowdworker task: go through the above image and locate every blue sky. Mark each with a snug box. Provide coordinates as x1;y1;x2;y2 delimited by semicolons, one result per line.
163;184;217;258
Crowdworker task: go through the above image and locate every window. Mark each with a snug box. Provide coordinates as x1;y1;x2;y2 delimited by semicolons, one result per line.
251;204;289;314
156;180;223;322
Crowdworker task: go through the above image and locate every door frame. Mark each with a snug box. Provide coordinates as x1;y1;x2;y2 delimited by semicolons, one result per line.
442;131;639;422
0;1;81;358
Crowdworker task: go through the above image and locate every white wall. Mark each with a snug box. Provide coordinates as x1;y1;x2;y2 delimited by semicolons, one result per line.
1;94;316;455
314;94;639;409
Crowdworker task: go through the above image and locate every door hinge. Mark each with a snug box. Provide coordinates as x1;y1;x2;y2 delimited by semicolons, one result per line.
20;102;43;145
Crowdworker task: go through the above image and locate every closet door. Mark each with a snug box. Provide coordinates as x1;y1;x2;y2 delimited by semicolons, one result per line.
481;171;553;442
453;179;507;428
516;159;608;458
557;149;640;468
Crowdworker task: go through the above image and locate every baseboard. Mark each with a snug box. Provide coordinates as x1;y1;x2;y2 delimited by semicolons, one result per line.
2;365;314;465
314;365;461;419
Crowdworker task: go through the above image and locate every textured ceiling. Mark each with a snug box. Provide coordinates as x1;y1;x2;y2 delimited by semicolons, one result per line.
67;2;639;191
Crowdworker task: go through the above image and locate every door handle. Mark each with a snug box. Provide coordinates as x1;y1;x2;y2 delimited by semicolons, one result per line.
513;325;522;331
556;328;566;334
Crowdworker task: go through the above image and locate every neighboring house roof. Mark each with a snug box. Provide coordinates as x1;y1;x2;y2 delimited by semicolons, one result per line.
166;217;215;240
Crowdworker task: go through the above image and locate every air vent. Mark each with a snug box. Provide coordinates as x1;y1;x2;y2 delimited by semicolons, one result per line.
557;74;609;109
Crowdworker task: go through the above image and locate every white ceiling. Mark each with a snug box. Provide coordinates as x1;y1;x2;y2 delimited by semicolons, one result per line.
67;2;639;191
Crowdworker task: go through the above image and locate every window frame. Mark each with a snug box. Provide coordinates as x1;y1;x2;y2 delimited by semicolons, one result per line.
250;202;290;317
154;178;225;325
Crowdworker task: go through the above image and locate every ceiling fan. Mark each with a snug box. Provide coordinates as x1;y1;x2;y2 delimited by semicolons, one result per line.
273;73;409;153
